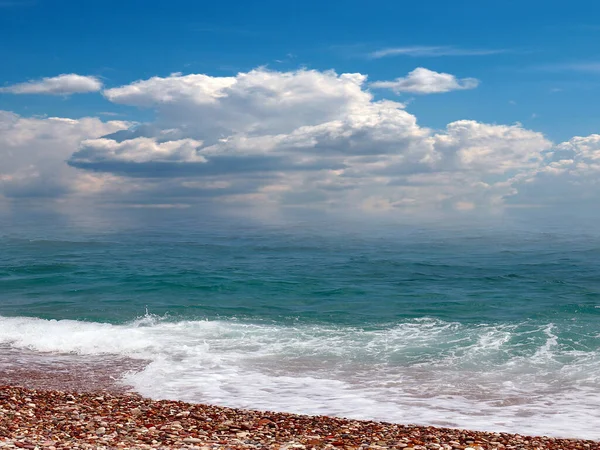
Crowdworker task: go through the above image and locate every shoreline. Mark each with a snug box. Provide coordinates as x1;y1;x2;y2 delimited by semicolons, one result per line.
0;385;598;450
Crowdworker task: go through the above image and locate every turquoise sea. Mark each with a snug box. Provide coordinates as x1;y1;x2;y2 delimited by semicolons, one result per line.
1;213;599;439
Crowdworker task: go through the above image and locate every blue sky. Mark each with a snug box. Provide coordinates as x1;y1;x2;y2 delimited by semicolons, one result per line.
2;0;600;140
1;0;600;218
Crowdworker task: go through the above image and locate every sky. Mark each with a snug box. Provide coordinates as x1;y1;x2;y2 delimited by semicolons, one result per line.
1;0;600;222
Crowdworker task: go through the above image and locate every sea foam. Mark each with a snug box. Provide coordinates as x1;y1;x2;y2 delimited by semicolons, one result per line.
1;314;600;439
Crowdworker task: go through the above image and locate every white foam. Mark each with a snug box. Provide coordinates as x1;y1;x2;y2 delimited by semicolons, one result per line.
1;315;599;440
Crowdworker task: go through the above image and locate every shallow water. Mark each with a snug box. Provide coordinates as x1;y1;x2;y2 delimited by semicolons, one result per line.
1;215;599;438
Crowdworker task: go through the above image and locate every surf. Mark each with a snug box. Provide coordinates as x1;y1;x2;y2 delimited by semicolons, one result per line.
1;314;599;439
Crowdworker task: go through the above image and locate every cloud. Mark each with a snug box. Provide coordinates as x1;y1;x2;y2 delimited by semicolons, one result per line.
2;67;597;216
67;68;551;213
103;69;372;137
534;62;600;73
75;137;206;164
0;74;103;95
103;73;237;107
0;111;128;201
512;134;600;207
76;69;429;179
432;120;550;173
370;68;479;94
369;46;504;59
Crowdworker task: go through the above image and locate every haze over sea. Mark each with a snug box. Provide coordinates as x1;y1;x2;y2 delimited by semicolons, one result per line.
1;210;599;439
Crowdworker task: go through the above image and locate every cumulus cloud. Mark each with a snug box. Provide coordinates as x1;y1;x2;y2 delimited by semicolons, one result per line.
68;68;551;212
0;111;128;201
103;73;236;106
0;74;103;95
510;134;600;208
371;68;479;94
103;69;372;137
2;67;597;215
73;69;431;180
75;137;206;164
432;120;550;173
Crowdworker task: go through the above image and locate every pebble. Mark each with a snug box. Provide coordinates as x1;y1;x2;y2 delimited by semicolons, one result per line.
0;385;598;449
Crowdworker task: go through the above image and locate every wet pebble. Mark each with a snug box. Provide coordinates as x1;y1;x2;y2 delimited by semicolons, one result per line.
0;385;598;449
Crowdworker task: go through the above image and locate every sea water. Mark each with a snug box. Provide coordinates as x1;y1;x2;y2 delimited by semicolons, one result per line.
1;212;599;439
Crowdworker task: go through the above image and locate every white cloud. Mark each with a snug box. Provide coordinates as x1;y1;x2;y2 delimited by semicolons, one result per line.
75;137;206;164
74;70;431;181
370;46;504;59
69;69;551;212
325;121;550;212
0;74;103;95
103;73;236;106
103;69;372;138
2;67;598;216
371;68;479;94
0;111;128;200
505;134;600;208
433;120;550;173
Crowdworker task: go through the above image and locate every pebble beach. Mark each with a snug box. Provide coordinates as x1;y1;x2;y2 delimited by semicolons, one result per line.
4;0;600;445
0;385;598;450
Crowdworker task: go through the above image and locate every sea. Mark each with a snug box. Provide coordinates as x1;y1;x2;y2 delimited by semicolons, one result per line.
1;210;599;439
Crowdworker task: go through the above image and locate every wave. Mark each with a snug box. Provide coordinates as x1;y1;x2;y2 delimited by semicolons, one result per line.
0;314;599;439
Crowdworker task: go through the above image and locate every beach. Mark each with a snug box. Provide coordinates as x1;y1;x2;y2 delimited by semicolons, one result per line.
2;226;600;442
2;384;599;450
